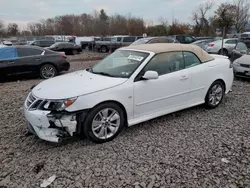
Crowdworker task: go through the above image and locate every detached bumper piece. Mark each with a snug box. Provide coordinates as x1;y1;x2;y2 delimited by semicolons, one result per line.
24;108;78;143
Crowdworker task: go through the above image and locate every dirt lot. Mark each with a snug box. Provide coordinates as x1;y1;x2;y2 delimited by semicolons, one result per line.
1;60;250;188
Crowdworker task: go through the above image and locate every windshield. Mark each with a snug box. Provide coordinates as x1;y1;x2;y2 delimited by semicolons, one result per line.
89;50;150;78
130;38;149;46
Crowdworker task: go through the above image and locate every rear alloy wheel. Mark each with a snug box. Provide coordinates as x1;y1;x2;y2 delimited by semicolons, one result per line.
72;49;78;55
83;103;125;143
100;45;108;53
205;81;225;109
40;64;57;79
219;49;228;56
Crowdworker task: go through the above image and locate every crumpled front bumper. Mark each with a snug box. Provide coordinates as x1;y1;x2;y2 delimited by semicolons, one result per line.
24;107;77;143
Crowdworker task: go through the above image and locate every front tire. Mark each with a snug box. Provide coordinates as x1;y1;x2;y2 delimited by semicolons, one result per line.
40;64;57;79
205;81;225;109
82;102;125;143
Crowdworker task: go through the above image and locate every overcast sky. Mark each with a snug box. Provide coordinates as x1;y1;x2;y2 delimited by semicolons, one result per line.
1;0;231;28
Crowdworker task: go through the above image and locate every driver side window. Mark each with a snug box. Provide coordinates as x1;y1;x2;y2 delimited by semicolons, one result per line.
143;52;185;76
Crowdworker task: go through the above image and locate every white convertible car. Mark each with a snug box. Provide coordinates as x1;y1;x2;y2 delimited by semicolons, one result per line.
24;43;234;143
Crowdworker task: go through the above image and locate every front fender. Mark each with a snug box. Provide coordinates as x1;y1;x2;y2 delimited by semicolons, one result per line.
65;82;134;121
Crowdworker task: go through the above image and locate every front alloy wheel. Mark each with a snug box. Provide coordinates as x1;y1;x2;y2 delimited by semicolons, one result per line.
83;102;125;143
92;108;120;140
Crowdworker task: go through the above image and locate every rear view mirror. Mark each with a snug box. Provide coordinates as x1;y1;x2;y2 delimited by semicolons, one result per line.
142;71;159;80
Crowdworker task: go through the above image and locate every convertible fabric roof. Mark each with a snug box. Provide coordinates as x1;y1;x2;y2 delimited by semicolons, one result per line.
121;43;215;63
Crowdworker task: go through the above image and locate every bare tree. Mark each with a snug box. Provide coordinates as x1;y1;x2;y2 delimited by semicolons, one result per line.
234;0;250;33
192;0;215;36
7;23;19;36
0;20;5;37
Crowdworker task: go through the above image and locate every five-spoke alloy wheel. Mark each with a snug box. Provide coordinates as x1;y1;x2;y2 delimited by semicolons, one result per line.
40;64;57;79
205;81;225;108
83;102;125;143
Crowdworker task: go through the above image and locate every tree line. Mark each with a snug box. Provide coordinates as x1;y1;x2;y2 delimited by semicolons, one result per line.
0;0;249;38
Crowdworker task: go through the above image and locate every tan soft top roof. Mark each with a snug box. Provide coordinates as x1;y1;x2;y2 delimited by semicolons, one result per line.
120;43;215;63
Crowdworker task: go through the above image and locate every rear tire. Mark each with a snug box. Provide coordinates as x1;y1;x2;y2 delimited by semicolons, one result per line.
40;64;57;79
72;49;78;55
204;80;225;109
218;49;228;56
100;45;108;53
82;102;125;143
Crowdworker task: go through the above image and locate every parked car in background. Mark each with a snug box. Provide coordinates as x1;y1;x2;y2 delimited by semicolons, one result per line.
238;32;250;48
24;43;233;143
232;54;250;79
191;38;216;50
94;36;143;53
194;37;214;41
230;41;250;78
168;35;195;44
0;46;70;79
87;36;114;51
130;36;178;46
46;42;82;55
29;40;55;47
2;40;12;46
205;38;238;56
230;41;249;62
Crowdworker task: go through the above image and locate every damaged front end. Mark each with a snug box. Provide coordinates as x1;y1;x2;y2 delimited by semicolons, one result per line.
24;92;87;143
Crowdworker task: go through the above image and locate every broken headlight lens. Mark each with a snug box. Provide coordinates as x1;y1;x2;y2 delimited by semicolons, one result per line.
43;97;78;111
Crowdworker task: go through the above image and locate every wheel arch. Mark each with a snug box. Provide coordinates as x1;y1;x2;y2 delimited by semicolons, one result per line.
40;62;59;72
206;78;226;97
218;48;228;54
91;100;128;126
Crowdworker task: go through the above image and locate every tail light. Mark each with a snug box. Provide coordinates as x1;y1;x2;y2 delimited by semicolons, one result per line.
208;43;215;47
60;55;67;59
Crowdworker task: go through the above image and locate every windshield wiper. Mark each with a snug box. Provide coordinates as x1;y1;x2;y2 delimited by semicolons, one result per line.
92;71;115;77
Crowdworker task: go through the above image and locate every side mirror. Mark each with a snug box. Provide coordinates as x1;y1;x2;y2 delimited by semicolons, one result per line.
142;71;159;80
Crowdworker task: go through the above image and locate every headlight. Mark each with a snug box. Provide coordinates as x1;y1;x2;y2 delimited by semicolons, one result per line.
233;60;240;66
43;97;77;111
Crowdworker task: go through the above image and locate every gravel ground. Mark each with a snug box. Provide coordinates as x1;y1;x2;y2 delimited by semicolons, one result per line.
1;60;250;188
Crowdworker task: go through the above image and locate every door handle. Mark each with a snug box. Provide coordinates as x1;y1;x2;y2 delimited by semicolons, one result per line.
36;58;42;61
180;75;188;80
7;61;14;64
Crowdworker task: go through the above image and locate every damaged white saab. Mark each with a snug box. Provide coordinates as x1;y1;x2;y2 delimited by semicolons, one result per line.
24;43;234;143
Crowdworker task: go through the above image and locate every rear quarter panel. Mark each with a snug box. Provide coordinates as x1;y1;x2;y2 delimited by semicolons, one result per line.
40;55;69;72
206;56;233;93
188;56;233;102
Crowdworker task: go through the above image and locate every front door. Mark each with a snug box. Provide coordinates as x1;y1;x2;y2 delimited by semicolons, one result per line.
133;51;191;118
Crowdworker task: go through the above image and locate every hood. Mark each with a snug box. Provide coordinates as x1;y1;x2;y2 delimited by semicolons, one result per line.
32;70;127;99
236;54;250;64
